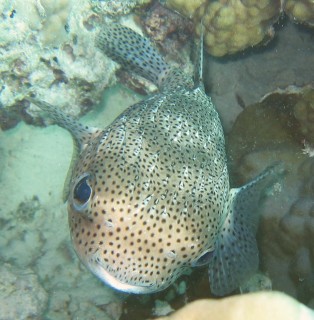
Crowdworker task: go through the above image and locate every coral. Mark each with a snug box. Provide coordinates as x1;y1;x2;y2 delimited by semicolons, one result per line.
164;0;206;18
90;0;152;15
141;2;193;62
164;0;314;57
155;292;314;320
194;0;282;56
0;263;48;320
37;0;72;46
226;86;314;307
165;0;282;56
0;0;152;130
284;0;314;26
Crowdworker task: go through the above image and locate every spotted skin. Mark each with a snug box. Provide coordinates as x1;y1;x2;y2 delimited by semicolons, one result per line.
28;24;282;296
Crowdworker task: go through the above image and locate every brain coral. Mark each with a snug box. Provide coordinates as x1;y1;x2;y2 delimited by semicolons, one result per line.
194;0;282;56
165;0;282;56
165;0;314;56
284;0;314;26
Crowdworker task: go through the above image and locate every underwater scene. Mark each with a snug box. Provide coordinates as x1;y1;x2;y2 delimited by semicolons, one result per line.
1;0;314;319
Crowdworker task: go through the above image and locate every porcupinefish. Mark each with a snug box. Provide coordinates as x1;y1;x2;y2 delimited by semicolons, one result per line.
28;24;282;296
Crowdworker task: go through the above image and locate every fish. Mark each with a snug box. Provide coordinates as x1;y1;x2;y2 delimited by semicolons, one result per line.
27;23;283;296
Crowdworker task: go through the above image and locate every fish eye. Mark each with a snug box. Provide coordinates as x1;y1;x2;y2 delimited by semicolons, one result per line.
191;249;214;267
72;174;92;211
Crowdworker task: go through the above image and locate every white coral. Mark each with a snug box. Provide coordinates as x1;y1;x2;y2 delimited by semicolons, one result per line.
0;0;131;121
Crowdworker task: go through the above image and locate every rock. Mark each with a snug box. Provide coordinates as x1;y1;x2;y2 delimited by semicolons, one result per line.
0;263;48;320
227;85;314;305
0;0;151;130
155;292;314;320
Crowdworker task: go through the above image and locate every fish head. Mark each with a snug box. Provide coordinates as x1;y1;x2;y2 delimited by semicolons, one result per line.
66;129;218;294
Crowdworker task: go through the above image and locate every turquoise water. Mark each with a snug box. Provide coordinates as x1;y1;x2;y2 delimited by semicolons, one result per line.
1;1;314;319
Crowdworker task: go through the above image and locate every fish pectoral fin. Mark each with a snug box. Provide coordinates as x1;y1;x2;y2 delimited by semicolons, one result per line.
208;163;285;296
26;96;100;149
62;138;80;202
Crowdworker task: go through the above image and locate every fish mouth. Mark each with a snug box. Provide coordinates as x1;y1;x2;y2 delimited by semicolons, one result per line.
88;259;161;294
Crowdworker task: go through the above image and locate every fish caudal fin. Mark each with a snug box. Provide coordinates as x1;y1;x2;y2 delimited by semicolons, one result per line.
96;24;171;88
208;163;285;296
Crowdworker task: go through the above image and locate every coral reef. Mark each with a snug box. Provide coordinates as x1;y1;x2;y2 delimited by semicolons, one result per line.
140;2;193;62
164;0;314;56
0;0;150;130
155;292;314;320
0;263;48;320
284;0;314;26
90;0;152;15
227;86;314;308
193;0;282;57
165;0;282;56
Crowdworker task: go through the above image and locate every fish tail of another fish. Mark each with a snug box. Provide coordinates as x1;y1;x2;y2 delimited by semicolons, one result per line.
95;24;171;88
208;162;285;296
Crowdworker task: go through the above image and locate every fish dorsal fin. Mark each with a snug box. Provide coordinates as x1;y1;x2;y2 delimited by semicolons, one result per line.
208;163;285;296
193;22;204;89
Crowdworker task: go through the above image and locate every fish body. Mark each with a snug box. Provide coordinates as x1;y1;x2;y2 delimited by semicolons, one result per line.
28;24;282;296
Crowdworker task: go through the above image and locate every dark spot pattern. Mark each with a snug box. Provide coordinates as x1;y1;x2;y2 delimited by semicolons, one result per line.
67;24;229;293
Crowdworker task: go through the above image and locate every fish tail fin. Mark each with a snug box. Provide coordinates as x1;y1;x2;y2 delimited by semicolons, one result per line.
208;163;285;296
193;22;204;89
95;24;171;88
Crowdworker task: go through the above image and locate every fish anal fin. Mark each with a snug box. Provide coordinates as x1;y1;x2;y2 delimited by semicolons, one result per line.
208;163;284;296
